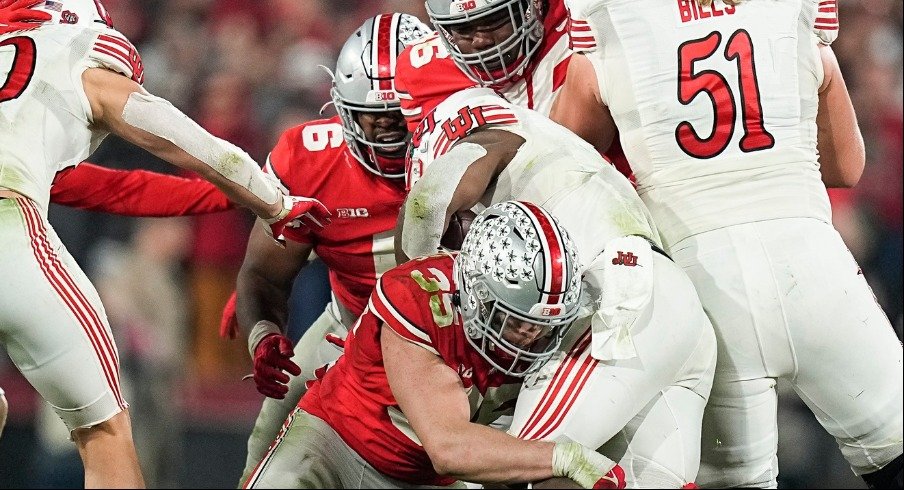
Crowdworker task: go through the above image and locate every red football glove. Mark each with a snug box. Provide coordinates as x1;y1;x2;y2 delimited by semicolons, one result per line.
264;194;331;246
552;442;626;489
252;333;301;399
592;465;626;489
0;0;51;34
219;291;239;340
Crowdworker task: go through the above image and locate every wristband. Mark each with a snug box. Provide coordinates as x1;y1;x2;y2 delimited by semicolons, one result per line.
247;320;281;357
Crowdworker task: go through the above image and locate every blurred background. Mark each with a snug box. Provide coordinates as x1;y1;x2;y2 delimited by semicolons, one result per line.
0;0;900;488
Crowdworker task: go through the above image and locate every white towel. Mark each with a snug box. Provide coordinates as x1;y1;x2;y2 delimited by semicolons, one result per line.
585;236;654;361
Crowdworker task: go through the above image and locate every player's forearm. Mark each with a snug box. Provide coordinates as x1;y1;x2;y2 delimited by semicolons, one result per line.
118;131;280;217
425;422;557;484
235;268;291;340
83;69;283;218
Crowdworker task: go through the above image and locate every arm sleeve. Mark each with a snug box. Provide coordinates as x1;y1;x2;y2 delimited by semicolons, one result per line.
50;162;233;216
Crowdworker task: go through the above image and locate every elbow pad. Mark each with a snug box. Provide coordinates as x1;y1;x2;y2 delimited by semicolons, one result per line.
121;91;281;205
402;143;487;259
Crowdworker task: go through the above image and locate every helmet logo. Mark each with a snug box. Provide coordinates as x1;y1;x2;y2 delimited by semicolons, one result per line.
61;10;79;24
451;0;479;13
541;306;562;316
366;90;397;103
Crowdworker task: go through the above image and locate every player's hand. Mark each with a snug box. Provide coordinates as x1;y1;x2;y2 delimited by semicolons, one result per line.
0;0;51;33
552;441;626;489
252;333;301;399
263;194;331;246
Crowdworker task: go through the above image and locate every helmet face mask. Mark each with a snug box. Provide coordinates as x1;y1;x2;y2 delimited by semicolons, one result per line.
456;201;582;377
330;13;431;179
426;0;544;87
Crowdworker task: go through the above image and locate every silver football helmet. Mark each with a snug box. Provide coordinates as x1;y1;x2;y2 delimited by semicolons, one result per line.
455;201;582;377
331;13;431;179
425;0;544;87
35;0;114;27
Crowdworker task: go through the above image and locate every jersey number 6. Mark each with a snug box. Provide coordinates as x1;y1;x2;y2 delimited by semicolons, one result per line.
0;36;37;103
675;29;775;159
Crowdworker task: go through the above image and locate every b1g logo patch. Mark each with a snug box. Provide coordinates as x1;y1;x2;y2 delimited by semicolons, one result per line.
540;306;562;317
336;208;369;218
451;0;478;13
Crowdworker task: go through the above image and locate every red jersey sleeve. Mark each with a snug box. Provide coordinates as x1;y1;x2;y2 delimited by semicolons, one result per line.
50;162;233;216
368;270;439;356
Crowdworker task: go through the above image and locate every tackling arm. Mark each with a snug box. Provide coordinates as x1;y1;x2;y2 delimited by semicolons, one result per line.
81;68;283;219
381;324;556;483
382;325;623;487
815;44;864;188
549;54;617;154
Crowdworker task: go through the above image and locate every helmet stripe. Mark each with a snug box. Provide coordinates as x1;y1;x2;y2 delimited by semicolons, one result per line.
373;14;394;91
515;201;566;305
388;13;400;91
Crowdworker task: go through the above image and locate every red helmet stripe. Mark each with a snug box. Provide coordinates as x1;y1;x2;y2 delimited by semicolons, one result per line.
516;201;566;305
374;13;394;91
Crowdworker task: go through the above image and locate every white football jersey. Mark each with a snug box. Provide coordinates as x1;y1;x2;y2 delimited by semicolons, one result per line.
501;26;572;116
410;87;660;269
0;23;142;215
566;0;831;247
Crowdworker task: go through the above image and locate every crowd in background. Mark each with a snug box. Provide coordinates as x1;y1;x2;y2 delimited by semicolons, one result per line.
0;0;900;487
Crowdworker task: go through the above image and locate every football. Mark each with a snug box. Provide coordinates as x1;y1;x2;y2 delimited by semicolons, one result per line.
440;209;478;250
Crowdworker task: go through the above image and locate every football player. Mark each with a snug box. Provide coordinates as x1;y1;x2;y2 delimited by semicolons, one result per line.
0;0;327;486
400;86;717;487
550;0;902;488
228;13;434;482
243;201;625;489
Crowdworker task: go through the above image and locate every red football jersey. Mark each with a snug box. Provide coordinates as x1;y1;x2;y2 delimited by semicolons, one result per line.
266;116;407;317
395;0;571;133
300;253;522;486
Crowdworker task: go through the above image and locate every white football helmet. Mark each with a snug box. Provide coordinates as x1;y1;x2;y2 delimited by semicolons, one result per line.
331;13;431;179
455;200;582;377
35;0;113;27
425;0;544;87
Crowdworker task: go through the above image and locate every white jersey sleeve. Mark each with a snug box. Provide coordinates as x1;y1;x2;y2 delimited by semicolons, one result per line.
0;24;140;213
85;28;144;83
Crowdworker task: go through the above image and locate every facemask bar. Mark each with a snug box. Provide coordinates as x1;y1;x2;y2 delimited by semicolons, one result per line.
330;85;409;180
464;296;576;377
